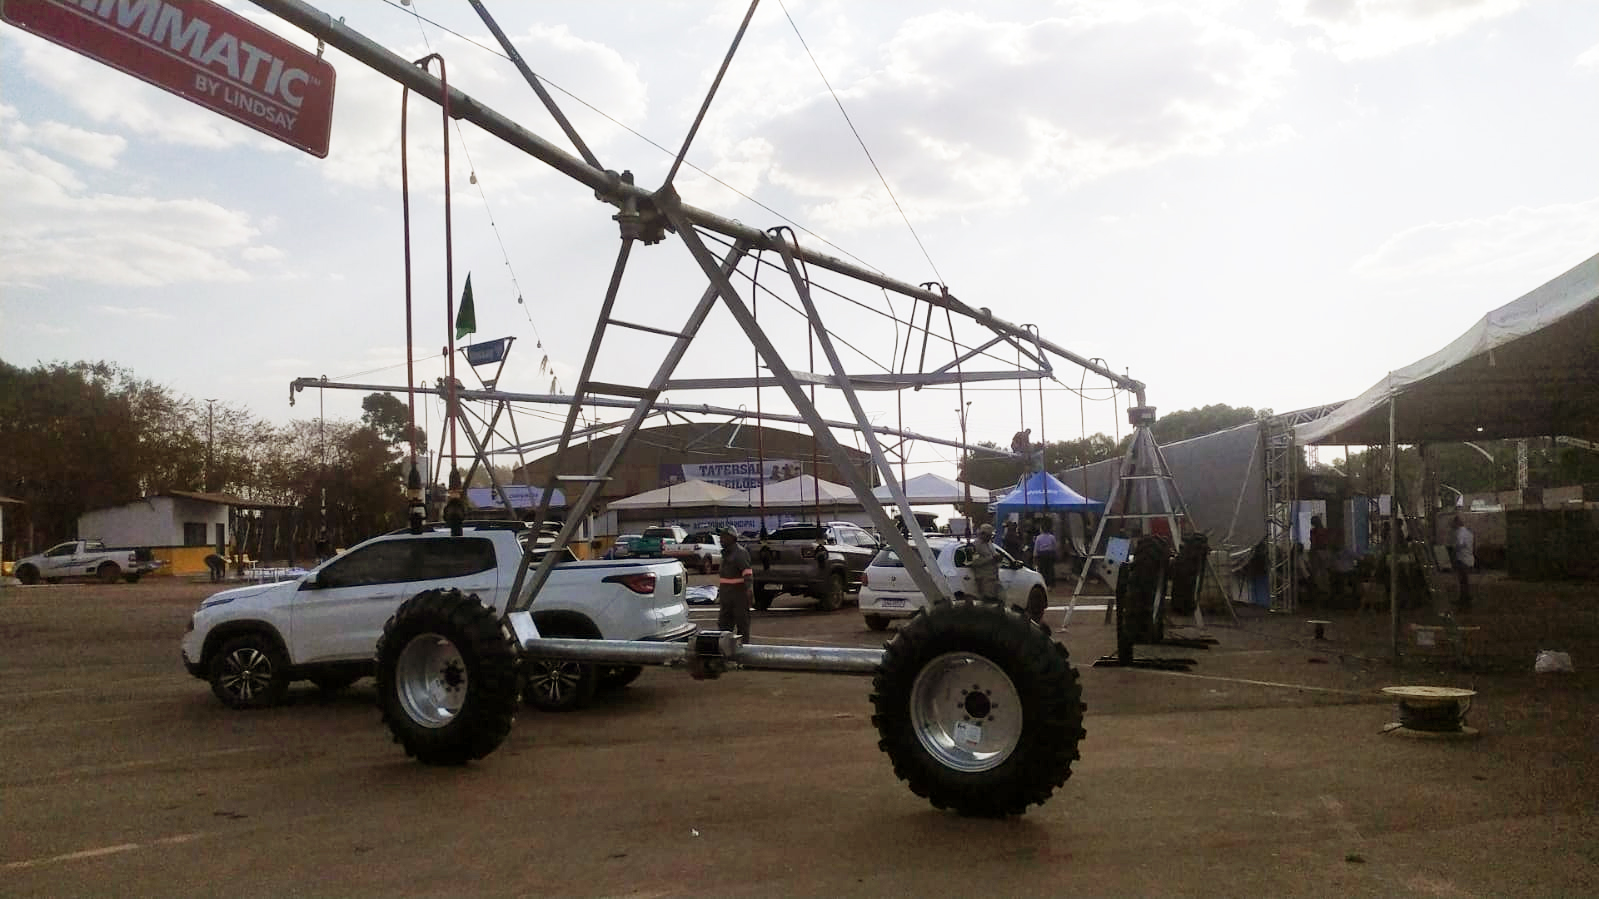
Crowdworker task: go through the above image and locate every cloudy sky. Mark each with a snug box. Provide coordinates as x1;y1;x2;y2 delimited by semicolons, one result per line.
3;0;1597;476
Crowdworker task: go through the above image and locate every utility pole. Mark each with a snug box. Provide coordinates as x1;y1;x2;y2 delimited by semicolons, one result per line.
204;398;217;492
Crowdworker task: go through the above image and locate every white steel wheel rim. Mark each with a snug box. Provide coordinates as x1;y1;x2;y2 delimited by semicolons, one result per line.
909;651;1023;773
395;633;468;728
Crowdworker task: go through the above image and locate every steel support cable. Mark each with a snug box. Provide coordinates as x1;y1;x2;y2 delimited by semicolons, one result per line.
378;0;890;276
776;0;943;284
664;0;761;191
466;0;601;170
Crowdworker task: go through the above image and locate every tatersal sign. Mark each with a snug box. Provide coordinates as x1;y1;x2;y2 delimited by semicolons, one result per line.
1;0;336;157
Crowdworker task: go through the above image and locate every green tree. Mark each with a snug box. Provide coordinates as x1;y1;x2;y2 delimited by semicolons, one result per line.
361;392;425;451
1149;403;1259;444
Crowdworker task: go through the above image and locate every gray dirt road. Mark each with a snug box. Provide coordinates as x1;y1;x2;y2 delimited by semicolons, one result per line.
2;576;1595;897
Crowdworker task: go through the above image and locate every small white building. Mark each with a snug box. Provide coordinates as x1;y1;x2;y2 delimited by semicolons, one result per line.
78;491;240;551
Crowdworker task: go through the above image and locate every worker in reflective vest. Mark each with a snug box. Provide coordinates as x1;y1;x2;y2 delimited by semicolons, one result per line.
716;525;753;641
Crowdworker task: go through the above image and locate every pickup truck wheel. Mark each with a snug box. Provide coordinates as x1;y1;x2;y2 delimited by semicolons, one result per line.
210;634;291;709
598;665;644;691
754;586;779;612
817;572;847;612
523;658;597;712
871;599;1086;818
376;589;519;765
98;562;121;584
864;614;892;632
15;564;39;585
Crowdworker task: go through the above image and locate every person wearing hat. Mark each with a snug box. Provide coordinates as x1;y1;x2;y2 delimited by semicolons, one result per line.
967;522;1002;603
715;525;754;641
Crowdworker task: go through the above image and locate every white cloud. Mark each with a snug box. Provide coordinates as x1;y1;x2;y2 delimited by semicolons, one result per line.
0;162;259;288
95;304;174;320
1281;0;1526;60
242;246;286;262
1577;40;1599;68
1353;196;1599;286
701;6;1293;230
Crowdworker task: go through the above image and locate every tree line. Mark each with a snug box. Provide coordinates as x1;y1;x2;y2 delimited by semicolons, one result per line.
0;359;428;557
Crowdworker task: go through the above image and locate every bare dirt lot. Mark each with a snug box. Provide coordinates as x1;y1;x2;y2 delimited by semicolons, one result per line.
2;573;1596;897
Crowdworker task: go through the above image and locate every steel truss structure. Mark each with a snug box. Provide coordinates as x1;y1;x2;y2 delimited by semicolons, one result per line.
261;0;1148;615
1263;404;1342;612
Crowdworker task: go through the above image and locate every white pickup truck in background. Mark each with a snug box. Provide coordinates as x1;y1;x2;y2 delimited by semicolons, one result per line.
13;539;164;585
181;521;691;712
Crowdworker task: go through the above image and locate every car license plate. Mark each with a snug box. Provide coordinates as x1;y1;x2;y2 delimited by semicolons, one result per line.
880;599;907;608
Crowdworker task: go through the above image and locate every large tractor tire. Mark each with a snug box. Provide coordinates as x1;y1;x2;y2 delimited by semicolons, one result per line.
376;589;520;765
871;599;1085;817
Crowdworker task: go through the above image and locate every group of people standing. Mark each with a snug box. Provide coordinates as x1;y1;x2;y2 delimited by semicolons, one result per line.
1000;519;1062;588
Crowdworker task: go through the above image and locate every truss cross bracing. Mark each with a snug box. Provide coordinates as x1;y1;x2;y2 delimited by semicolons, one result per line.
264;0;1151;614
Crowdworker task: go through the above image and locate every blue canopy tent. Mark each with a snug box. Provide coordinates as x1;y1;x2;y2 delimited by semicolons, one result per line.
994;472;1104;517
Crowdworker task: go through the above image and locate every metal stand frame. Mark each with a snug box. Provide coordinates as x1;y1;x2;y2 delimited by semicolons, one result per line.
1066;412;1236;634
263;0;1144;678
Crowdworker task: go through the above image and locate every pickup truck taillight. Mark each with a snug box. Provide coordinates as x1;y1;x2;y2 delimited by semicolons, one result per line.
603;572;657;596
860;571;869;587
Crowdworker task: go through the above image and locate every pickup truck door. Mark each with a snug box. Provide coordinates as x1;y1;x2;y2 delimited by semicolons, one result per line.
39;542;82;578
291;540;412;663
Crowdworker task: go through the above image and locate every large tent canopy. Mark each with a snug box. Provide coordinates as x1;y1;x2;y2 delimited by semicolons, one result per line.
1297;252;1599;446
870;472;992;505
738;475;859;508
994;472;1105;517
606;479;744;510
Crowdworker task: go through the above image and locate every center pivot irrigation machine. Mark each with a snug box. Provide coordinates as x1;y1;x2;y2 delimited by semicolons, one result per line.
253;0;1165;817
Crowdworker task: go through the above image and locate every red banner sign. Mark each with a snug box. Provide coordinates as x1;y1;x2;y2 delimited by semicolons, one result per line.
2;0;336;157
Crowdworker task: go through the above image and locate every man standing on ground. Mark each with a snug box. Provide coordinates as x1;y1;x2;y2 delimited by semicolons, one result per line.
1451;515;1475;612
1033;520;1058;591
967;523;1002;603
716;525;753;641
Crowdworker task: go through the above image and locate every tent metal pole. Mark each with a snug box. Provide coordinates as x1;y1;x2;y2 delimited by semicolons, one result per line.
1389;395;1399;660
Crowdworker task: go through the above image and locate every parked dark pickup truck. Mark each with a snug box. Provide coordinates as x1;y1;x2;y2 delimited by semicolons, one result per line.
750;521;880;612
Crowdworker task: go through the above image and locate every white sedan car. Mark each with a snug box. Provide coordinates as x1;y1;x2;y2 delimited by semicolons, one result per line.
858;537;1047;631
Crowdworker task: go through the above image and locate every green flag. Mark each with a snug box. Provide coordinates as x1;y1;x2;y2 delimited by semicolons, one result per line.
454;274;476;340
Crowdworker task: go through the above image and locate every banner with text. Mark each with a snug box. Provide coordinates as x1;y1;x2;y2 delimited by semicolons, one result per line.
659;459;800;491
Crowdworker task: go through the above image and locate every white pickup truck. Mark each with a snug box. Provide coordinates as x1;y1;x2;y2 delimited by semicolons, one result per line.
14;539;164;585
181;521;691;712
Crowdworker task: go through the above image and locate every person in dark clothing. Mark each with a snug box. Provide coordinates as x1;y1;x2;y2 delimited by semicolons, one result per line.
715;525;753;642
1002;521;1023;558
204;553;227;583
1032;520;1058;591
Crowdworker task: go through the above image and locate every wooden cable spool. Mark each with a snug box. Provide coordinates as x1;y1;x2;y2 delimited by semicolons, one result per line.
1380;686;1479;739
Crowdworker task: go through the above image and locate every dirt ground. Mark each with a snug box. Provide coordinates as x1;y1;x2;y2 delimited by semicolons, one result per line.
2;571;1596;897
